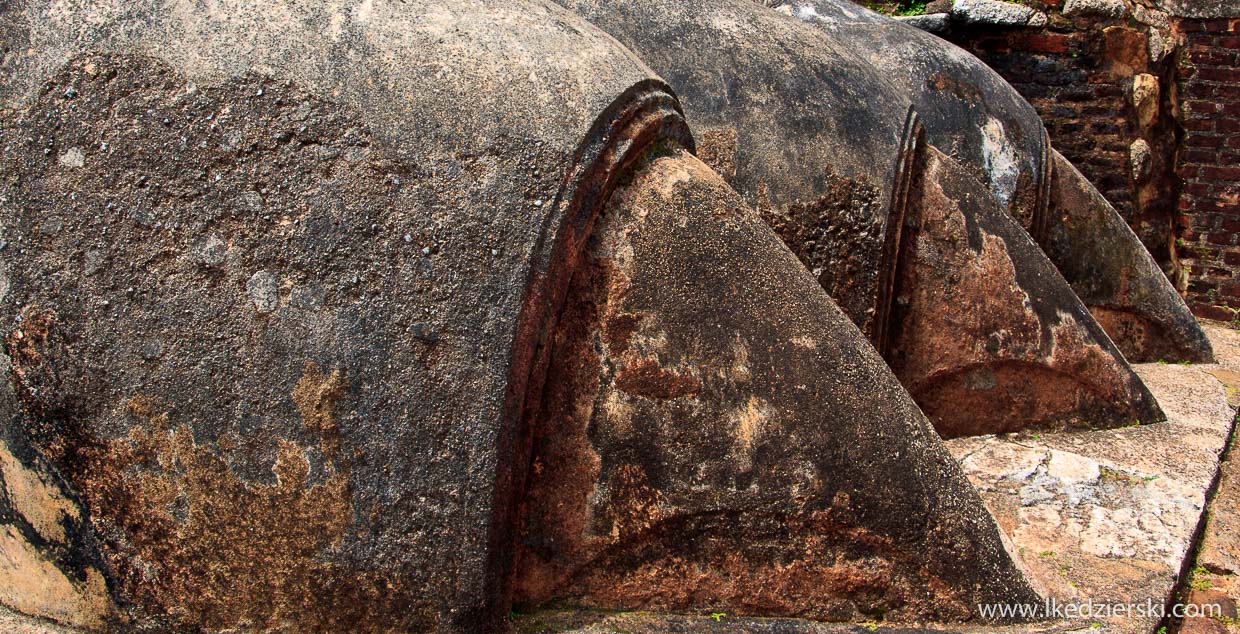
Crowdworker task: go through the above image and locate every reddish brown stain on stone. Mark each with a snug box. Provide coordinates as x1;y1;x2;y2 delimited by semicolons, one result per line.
44;364;432;631
613;356;701;399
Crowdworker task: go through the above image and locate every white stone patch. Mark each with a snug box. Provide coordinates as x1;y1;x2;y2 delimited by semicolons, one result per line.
794;4;838;27
979;117;1020;207
57;147;84;168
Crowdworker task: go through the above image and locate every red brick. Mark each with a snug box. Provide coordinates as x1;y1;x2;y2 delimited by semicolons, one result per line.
1225;250;1240;266
1183;118;1217;132
1187;135;1224;149
1221;36;1240;50
1222;218;1240;233
1202;19;1233;33
1178;20;1205;34
1213;83;1240;100
1186;182;1217;197
1191;303;1236;322
1183;148;1218;163
1203;166;1240;181
1208;232;1235;245
1015;33;1071;55
1190;50;1236;66
1197;67;1240;82
1186;100;1221;115
1219;118;1240;134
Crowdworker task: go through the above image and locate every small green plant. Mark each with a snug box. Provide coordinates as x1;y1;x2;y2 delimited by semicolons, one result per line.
862;0;927;16
895;1;927;16
1089;623;1102;630
1189;565;1213;591
1157;626;1168;634
711;612;727;622
1039;550;1057;558
862;623;879;632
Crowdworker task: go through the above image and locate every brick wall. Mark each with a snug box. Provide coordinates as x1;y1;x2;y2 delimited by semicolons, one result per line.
1174;17;1240;321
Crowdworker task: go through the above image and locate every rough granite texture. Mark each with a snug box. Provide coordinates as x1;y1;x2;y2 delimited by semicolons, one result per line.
509;322;1237;633
951;0;1049;27
0;0;689;629
558;0;1173;437
511;148;1042;623
776;0;1213;365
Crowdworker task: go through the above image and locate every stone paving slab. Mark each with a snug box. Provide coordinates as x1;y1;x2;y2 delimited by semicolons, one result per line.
941;323;1238;634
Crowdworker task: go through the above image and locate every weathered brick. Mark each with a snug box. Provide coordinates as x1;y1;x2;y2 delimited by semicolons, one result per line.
1197;67;1240;82
1190;50;1236;66
1015;33;1072;54
1183;148;1217;163
1203;166;1240;181
1186;135;1224;149
1202;19;1233;33
1191;303;1235;322
1183;118;1217;132
1186;182;1216;197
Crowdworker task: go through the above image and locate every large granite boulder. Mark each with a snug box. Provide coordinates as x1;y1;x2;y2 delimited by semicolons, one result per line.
770;0;1213;364
0;0;686;629
513;147;1041;621
554;0;1164;436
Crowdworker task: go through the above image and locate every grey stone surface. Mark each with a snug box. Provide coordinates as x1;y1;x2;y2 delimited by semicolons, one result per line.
951;0;1048;26
245;270;279;314
1130;139;1152;182
1063;0;1130;19
896;12;951;32
1156;0;1240;18
197;235;227;267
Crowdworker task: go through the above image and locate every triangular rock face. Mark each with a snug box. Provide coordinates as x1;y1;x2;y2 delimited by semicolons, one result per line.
554;0;1164;437
513;147;1042;622
1045;151;1215;363
888;147;1165;438
770;0;1213;364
